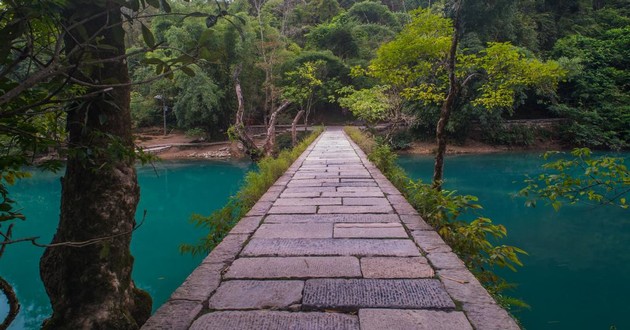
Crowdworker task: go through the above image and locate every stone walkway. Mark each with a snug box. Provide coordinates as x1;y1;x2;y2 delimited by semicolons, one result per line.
143;127;519;330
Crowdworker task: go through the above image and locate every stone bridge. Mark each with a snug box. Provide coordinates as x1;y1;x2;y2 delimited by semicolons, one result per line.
143;127;519;330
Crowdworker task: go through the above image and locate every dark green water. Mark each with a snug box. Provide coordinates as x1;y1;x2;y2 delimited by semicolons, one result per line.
398;153;630;330
0;160;252;329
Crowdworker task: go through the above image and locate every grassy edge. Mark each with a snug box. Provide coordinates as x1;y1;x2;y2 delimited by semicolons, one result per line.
180;126;325;255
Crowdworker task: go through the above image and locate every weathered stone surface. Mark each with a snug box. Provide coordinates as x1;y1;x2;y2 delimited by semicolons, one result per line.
190;311;359;330
411;230;452;253
280;191;322;198
224;257;361;279
322;181;378;187
259;190;283;202
170;262;223;301
391;202;418;215
282;186;336;193
208;280;304;310
246;201;273;216
333;223;407;238
400;214;432;231
141;300;202;330
359;309;472;330
321;191;384;198
319;205;394;214
241;238;421;257
361;257;434;278
264;214;400;223
337;186;382;192
437;268;495;305
303;279;455;310
463;302;520;330
268;205;318;214
274;197;341;206
202;234;249;265
253;223;333;239
229;216;263;234
342;198;390;206
426;252;466;270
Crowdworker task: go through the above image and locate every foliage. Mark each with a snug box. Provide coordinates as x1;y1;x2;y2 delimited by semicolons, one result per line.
180;127;324;255
337;85;391;125
520;148;630;210
345;126;528;310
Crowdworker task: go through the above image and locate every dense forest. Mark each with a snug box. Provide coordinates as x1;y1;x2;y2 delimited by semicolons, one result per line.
126;0;630;150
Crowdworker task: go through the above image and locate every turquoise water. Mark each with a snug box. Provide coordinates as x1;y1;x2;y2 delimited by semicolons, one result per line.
398;153;630;330
0;160;252;329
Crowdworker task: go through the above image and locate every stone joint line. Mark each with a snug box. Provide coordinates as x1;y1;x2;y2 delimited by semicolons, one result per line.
143;127;519;330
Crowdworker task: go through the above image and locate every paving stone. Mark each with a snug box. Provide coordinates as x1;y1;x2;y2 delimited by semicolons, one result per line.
411;230;452;253
400;214;433;231
437;268;495;305
208;280;304;310
246;201;273;216
190;311;359;330
426;252;466;270
259;190;283;202
141;300;202;330
319;205;394;214
391;202;418;215
359;309;472;330
268;205;318;214
322;181;378;187
333;223;407;238
202;234;249;265
282;187;336;193
229;216;263;234
253;223;333;239
280;191;322;198
342;198;390;206
264;214;400;223
303;279;455;310
224;256;361;279
463;302;520;330
241;238;421;257
170;262;224;301
274;197;341;206
361;257;434;278
337;186;382;192
321;191;384;198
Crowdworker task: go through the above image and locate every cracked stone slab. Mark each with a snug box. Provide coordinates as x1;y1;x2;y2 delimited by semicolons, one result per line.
361;257;434;278
342;198;390;206
253;223;333;239
280;191;322;198
303;279;455;310
264;214;400;224
190;311;360;330
274;197;341;206
319;205;394;214
170;262;224;301
437;268;495;305
333;223;407;238
224;256;361;279
141;300;202;330
241;238;421;257
359;309;472;330
462;302;520;330
321;191;384;198
208;280;304;310
268;205;318;214
411;230;452;253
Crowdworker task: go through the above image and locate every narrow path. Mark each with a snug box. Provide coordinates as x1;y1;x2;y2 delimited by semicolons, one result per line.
143;127;519;330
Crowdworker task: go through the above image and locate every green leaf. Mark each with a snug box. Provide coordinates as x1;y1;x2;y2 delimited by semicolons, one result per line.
146;0;160;8
160;0;171;12
144;57;163;65
180;66;196;77
141;23;155;48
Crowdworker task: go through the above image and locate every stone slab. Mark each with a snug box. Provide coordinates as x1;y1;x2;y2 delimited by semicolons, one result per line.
391;202;418;215
400;214;432;231
268;205;318;214
246;201;273;216
358;309;472;330
264;214;400;224
361;257;434;278
241;239;421;257
282;187;336;193
170;262;223;301
322;182;378;187
426;252;466;270
202;234;249;265
437;268;495;305
302;279;455;310
253;223;333;239
190;311;359;330
336;186;382;192
319;205;394;214
274;197;341;206
342;198;390;206
208;280;304;310
224;256;361;279
321;191;384;198
141;300;202;330
411;230;452;253
229;216;263;234
463;302;520;330
280;191;322;198
333;223;407;238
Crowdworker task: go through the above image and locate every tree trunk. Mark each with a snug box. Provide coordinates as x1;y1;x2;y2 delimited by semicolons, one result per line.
233;65;261;160
292;110;305;146
262;101;291;156
40;2;151;328
432;0;462;191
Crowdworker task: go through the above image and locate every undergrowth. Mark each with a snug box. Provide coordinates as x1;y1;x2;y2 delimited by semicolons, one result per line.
345;126;529;312
180;127;324;255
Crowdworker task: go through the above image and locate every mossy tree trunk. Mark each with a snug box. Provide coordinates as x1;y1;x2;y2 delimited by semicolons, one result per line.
39;1;151;328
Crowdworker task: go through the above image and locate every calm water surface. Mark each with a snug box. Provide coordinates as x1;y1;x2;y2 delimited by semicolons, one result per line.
398;153;630;330
0;160;252;329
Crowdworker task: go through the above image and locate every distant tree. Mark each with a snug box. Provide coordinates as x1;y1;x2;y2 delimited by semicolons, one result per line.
367;7;565;189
